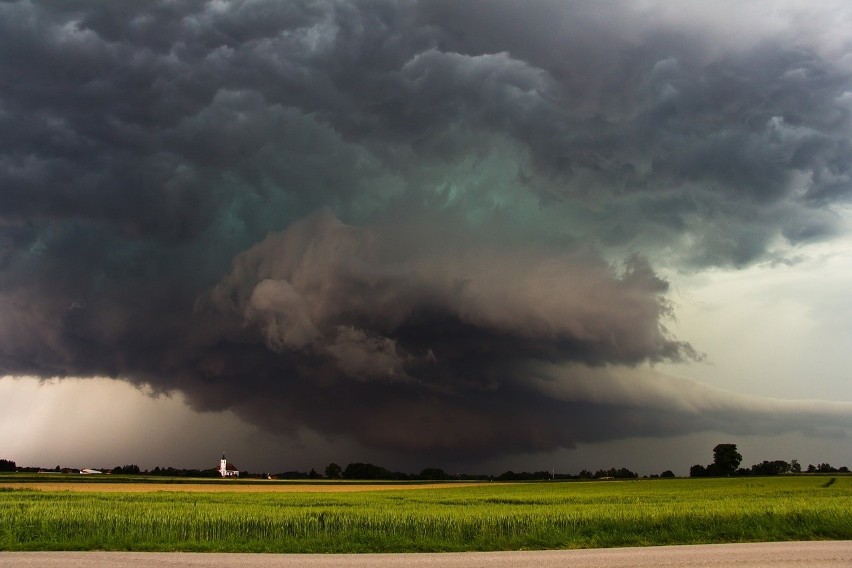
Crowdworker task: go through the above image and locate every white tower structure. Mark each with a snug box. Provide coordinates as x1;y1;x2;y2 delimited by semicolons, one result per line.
219;452;239;477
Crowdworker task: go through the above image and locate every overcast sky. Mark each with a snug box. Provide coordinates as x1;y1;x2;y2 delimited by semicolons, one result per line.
1;0;851;476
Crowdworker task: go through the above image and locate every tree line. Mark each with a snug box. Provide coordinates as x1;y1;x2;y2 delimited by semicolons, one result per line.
688;444;849;477
2;444;848;479
317;463;647;481
0;459;645;480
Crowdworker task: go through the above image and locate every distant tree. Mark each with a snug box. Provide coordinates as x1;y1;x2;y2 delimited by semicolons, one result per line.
689;464;707;478
704;463;722;476
419;468;448;480
807;464;816;473
712;444;742;476
578;469;593;479
593;467;638;479
790;460;801;473
660;470;675;478
839;466;850;473
0;459;16;472
750;460;790;476
343;463;394;480
308;468;321;479
325;463;342;479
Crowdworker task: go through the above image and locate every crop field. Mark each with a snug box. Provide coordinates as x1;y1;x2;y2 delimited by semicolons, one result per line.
1;475;850;552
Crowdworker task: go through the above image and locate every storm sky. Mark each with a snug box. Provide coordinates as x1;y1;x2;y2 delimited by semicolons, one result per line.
1;0;851;475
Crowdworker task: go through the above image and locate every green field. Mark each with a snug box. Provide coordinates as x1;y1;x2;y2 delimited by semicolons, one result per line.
1;476;850;552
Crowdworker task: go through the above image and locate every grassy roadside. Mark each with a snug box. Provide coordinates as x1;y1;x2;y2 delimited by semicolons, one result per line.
1;476;850;552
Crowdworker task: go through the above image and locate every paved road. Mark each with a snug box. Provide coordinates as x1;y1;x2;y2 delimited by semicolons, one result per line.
1;542;850;567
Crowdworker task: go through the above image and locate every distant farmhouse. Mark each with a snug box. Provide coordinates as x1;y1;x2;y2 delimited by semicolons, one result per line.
219;453;239;477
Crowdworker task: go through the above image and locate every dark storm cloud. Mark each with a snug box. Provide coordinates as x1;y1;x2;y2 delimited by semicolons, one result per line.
1;0;851;460
209;210;688;372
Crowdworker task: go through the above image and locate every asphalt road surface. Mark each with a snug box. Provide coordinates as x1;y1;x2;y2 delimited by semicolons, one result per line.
1;542;851;567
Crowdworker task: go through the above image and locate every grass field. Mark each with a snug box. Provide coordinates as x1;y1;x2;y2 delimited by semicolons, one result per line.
1;475;850;552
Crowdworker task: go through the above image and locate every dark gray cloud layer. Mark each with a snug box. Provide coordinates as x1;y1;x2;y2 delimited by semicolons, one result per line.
1;1;851;463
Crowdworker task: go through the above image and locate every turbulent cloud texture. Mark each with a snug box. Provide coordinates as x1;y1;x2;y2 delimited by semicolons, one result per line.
2;0;851;462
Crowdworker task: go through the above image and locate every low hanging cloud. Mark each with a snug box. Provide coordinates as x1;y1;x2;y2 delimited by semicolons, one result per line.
1;1;852;463
208;210;691;375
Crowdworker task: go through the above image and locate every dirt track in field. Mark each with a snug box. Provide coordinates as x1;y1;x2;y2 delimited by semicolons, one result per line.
0;481;489;493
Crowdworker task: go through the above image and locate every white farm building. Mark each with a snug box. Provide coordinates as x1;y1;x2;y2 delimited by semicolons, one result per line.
219;453;239;477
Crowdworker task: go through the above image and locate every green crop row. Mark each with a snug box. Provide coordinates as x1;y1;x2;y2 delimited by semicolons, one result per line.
1;476;850;552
